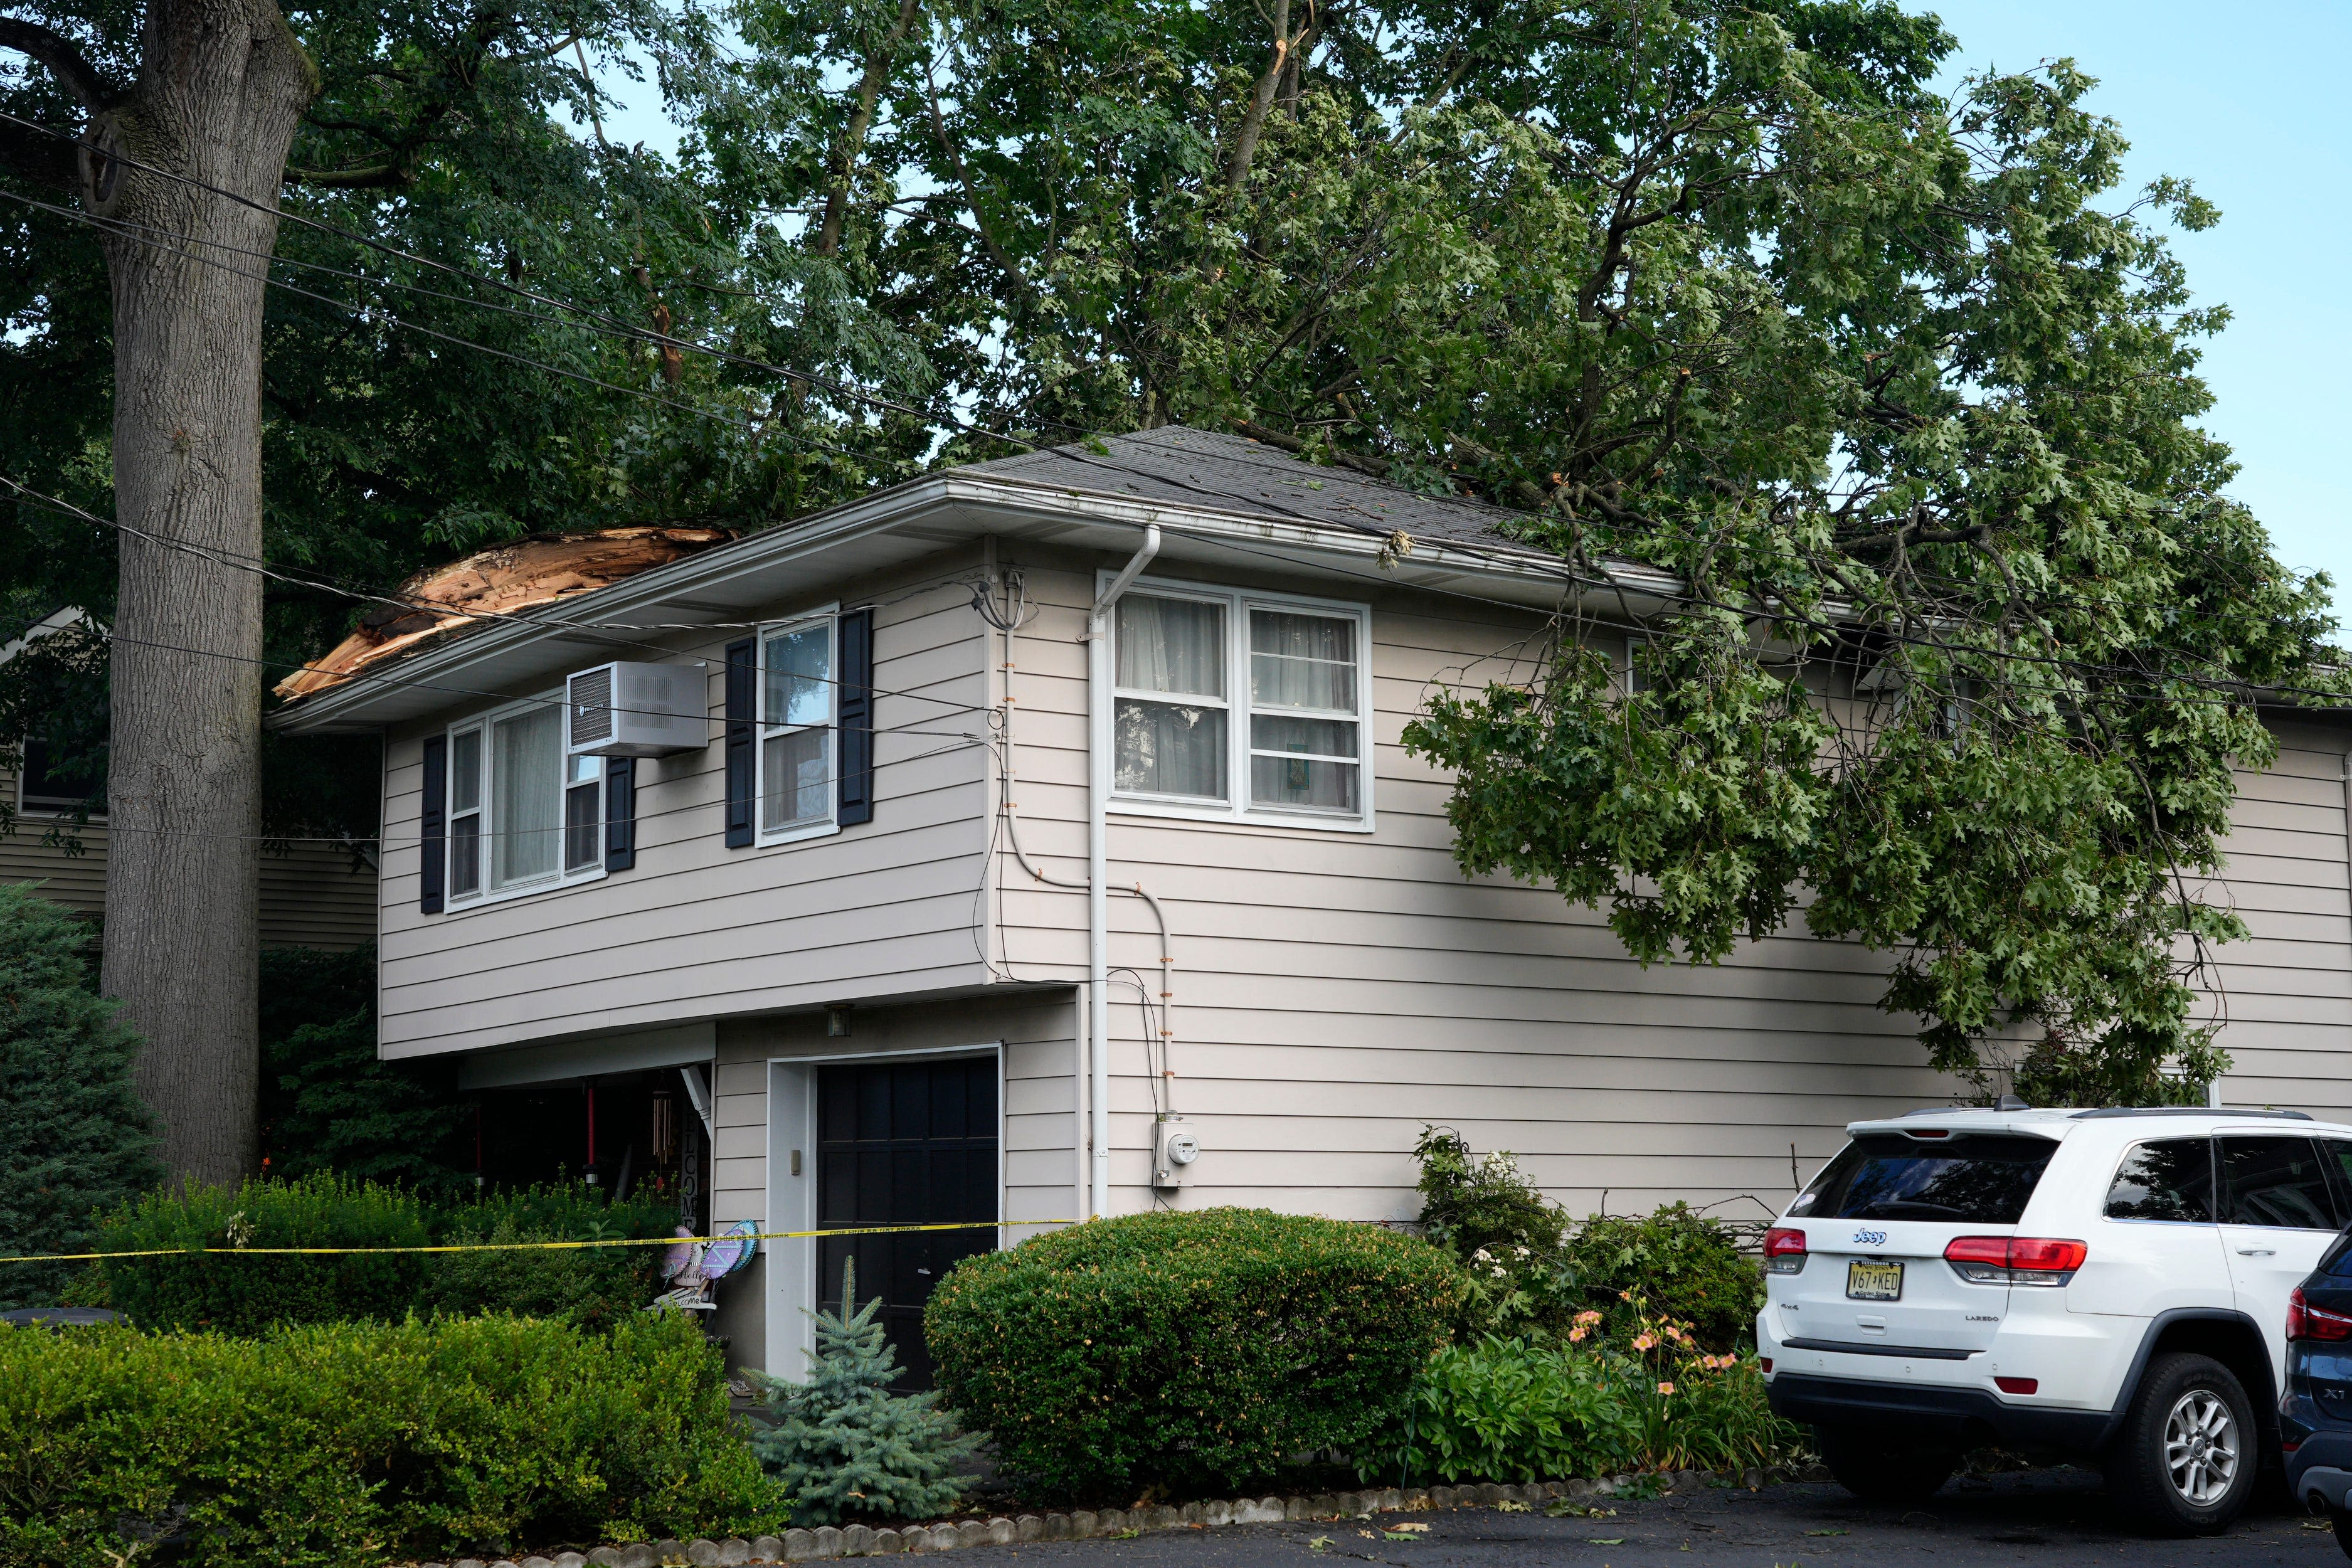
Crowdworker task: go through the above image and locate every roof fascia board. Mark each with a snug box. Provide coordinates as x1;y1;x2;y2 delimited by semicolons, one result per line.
270;477;960;733
272;468;1690;733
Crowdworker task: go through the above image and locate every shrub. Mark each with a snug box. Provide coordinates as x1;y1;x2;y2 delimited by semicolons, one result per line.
1377;1335;1641;1484
0;882;161;1310
1411;1129;1581;1338
1565;1203;1763;1353
92;1176;676;1333
259;943;472;1194
0;1311;786;1567
926;1208;1459;1502
1411;1130;1764;1349
748;1258;979;1525
425;1188;673;1333
1365;1296;1800;1486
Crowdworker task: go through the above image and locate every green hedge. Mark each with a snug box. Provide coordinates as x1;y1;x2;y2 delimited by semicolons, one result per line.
0;1313;786;1568
925;1209;1459;1501
89;1175;675;1334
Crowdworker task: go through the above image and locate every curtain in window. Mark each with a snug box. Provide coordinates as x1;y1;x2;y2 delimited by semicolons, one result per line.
1249;610;1355;710
1116;595;1224;696
1115;594;1227;799
492;706;560;887
763;729;831;830
1248;610;1359;812
1114;701;1227;798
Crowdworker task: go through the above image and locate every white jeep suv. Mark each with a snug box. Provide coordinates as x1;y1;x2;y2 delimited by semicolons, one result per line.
1759;1104;2352;1534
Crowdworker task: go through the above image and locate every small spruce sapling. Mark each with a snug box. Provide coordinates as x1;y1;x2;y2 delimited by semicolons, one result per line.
747;1258;980;1526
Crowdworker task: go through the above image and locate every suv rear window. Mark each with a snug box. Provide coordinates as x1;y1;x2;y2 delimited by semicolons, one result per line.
1788;1133;2058;1224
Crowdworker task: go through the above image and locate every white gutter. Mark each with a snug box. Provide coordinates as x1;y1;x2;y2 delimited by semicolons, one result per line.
1084;524;1158;1217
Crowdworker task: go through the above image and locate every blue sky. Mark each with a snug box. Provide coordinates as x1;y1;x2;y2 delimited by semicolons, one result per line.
585;4;2349;628
1927;2;2352;629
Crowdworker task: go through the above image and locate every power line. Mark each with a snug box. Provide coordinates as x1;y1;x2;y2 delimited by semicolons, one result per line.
0;595;997;724
16;729;988;849
2;119;2338;716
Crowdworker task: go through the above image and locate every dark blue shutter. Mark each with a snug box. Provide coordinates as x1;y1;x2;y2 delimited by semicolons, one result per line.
605;756;637;872
838;608;874;827
419;734;447;914
724;638;755;847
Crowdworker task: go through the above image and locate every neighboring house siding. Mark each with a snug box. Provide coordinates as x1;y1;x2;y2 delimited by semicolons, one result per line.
0;782;377;949
2207;722;2352;1118
375;562;996;1059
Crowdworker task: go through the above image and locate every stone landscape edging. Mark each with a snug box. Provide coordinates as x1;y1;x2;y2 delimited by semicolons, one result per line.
391;1465;1830;1568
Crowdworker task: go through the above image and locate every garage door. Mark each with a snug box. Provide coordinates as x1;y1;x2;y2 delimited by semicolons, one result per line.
815;1056;998;1389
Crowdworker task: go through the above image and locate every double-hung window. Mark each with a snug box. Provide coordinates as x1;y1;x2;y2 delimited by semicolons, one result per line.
443;694;607;905
1107;579;1372;830
758;612;839;840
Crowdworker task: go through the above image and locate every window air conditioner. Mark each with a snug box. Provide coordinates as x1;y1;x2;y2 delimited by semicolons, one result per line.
564;662;703;758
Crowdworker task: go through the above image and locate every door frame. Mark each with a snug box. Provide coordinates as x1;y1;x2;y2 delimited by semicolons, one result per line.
763;1042;1005;1379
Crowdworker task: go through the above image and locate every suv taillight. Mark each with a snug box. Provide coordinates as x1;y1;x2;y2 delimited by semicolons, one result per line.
1943;1236;2086;1287
2289;1287;2352;1343
1764;1227;1807;1275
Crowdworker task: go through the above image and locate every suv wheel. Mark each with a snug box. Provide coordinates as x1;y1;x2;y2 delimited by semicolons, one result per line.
2102;1352;2255;1534
1814;1424;1957;1503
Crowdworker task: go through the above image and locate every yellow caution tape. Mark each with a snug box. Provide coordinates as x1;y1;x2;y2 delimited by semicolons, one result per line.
0;1218;1084;1265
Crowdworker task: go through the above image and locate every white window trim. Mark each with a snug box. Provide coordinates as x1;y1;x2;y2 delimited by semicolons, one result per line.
754;605;844;848
1097;573;1375;833
442;692;608;910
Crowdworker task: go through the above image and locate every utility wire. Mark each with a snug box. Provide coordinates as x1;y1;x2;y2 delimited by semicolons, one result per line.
2;117;2340;714
24;730;988;848
0;594;996;724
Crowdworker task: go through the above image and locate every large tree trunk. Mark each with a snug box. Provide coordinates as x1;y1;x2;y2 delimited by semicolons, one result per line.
87;0;313;1184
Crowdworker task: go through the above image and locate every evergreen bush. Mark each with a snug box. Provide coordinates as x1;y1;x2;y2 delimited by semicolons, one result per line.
259;943;472;1193
0;1311;787;1567
91;1175;675;1333
747;1258;979;1525
0;882;161;1310
926;1208;1459;1502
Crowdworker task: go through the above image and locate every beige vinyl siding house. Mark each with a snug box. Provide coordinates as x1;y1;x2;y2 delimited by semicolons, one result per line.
270;428;2352;1379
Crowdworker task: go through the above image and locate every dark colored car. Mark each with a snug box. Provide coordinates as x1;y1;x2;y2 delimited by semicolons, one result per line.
2279;1232;2352;1555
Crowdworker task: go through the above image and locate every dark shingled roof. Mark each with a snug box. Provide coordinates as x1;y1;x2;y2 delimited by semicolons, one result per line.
958;425;1547;554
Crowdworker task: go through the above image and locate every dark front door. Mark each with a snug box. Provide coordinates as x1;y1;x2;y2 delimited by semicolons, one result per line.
816;1055;998;1389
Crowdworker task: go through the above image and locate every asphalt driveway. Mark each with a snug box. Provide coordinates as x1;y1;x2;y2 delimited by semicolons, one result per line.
991;1471;2343;1567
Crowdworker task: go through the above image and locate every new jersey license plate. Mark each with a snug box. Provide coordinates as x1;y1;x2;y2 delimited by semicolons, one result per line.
1846;1259;1904;1301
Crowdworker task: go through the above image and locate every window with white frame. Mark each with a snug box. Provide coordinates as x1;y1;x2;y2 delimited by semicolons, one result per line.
759;612;838;839
1108;580;1371;828
444;694;605;903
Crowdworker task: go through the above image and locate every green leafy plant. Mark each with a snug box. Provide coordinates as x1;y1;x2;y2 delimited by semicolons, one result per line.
259;943;473;1194
1367;1298;1799;1486
926;1208;1460;1502
1376;1334;1642;1485
747;1258;980;1525
1412;1129;1582;1340
92;1175;677;1333
1412;1133;1762;1350
0;882;161;1311
1564;1205;1762;1353
0;1311;787;1567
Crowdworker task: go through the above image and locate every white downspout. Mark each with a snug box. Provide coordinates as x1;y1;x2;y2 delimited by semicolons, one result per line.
1086;525;1159;1217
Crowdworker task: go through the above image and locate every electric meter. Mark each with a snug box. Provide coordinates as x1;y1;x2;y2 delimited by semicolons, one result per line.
1152;1119;1199;1190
